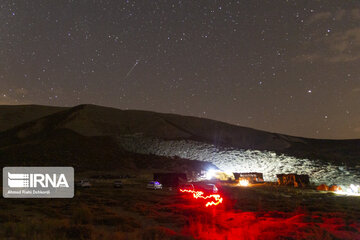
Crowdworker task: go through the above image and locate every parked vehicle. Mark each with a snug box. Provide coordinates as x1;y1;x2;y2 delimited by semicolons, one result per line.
201;183;218;193
75;180;91;188
113;180;123;188
147;181;162;190
179;183;195;191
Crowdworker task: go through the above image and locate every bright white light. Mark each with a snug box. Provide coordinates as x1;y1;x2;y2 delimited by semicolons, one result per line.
206;169;217;180
238;179;249;186
335;184;360;196
335;191;360;196
350;184;360;193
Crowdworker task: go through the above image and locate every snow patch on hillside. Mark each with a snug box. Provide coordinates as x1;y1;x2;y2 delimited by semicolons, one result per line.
118;136;360;186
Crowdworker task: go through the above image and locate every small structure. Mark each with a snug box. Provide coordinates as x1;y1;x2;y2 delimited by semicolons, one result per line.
329;185;342;192
316;184;329;191
276;174;310;187
233;172;264;183
153;172;187;187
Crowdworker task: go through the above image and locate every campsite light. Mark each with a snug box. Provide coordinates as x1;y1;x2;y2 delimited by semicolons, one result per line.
350;184;360;193
179;188;223;207
206;169;217;180
238;179;249;187
334;184;360;196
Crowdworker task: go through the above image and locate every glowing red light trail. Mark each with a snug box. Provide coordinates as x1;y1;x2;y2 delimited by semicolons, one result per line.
179;188;223;207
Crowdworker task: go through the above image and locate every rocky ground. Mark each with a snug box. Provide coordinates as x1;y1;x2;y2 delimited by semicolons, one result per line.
118;136;360;186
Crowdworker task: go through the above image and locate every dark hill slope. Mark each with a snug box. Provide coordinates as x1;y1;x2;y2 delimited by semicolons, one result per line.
0;104;297;150
0;127;216;172
0;105;66;132
0;104;359;166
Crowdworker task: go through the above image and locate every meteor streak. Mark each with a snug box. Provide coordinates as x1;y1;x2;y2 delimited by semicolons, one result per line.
124;59;140;78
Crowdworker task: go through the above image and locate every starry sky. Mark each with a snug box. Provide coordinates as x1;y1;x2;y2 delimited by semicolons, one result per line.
1;0;360;139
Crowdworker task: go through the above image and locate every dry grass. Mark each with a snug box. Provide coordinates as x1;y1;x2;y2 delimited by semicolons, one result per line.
0;176;359;240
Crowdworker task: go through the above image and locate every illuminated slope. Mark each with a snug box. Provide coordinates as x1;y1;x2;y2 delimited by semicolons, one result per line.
0;104;359;186
118;136;360;186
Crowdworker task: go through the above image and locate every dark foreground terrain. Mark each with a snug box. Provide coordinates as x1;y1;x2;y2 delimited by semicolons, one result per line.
1;173;359;240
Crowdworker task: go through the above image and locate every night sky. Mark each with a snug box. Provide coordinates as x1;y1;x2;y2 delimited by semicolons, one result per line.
1;1;359;139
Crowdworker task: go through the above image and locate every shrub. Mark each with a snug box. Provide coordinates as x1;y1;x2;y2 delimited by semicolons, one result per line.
72;205;93;224
141;226;192;240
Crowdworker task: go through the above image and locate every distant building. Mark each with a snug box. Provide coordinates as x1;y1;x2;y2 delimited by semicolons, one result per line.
276;174;310;187
233;172;264;183
153;172;187;187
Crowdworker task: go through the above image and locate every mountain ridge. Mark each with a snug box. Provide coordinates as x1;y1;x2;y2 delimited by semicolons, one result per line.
1;103;358;141
0;104;359;169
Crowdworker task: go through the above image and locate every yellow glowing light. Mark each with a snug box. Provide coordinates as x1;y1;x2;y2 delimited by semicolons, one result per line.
334;190;360;196
238;179;249;186
334;184;360;196
206;169;217;180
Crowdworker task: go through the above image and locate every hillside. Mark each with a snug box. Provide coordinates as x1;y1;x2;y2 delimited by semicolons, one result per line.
0;104;359;184
0;104;292;149
0;104;65;132
0;104;359;163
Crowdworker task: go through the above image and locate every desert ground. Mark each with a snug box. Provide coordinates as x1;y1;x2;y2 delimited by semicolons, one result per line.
1;171;360;240
0;105;359;239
